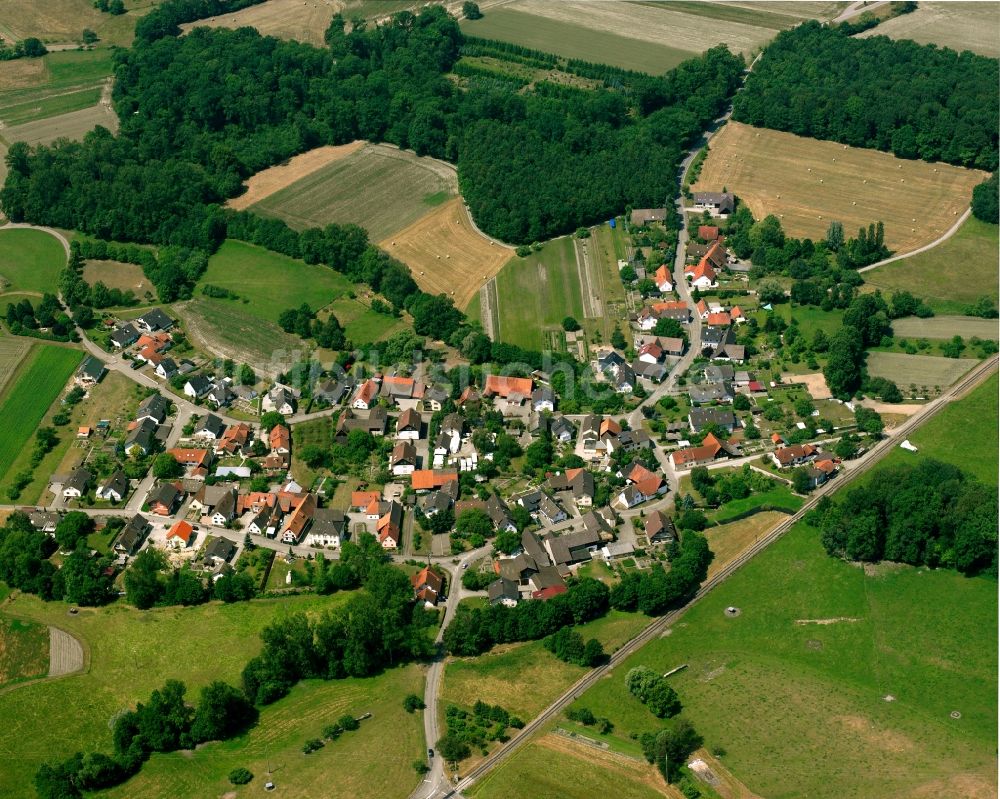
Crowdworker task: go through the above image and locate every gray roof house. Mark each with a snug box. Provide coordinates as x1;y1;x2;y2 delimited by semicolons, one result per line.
689;407;737;432
136;393;169;424
194;414;226;440
75;356;106;387
96;470;129;503
110;323;139;348
124;418;158;456
136;308;174;332
114;515;151;555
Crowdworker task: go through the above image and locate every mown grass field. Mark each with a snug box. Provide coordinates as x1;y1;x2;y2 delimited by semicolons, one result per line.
708;485;803;524
857;1;1000;58
326;295;407;346
469;730;666;799
0;592;355;799
693;121;987;253
101;665;425;799
0;227;66;295
0;616;49;688
82;259;155;298
252;143;457;242
558;522;998;799
0;344;82;497
0;86;102;127
196;239;354;324
863;217;1000;315
494;237;583;350
704;510;787;580
876;370;998;484
380;197;513;312
2;102;118;146
866;351;978;389
441;611;649;723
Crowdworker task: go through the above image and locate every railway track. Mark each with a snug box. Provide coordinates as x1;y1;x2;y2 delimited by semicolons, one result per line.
454;355;998;794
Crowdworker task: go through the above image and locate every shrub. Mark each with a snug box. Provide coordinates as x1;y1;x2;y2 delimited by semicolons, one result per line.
302;738;325;754
228;768;253;785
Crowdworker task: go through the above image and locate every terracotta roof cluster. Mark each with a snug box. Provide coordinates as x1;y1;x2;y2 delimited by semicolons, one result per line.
483;375;533;399
410;469;459;491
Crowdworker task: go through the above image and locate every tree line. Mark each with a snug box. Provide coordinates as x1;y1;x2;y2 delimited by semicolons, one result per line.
733;21;998;170
608;531;712;616
2;5;744;248
809;459;997;575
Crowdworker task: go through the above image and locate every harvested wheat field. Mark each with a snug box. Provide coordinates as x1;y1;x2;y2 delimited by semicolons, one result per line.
81;260;155;297
692;121;988;254
381;198;513;310
180;0;343;46
226;140;365;210
2;102;117;146
858;2;1000;58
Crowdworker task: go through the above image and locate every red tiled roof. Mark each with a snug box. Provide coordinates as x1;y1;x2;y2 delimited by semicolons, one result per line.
484;375;533;398
168;448;210;467
654;264;672;285
410;470;459;491
706;312;731;327
353;379;379;406
531;585;568;601
698;225;719;240
167;520;194;544
269;424;290;451
352;490;380;508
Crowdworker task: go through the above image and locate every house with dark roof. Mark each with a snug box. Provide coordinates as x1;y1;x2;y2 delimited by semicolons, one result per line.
194;414;226;440
487;577;519;607
205;537;236;565
62;468;92;499
114;515;151;555
96;470;129;503
390;441;418;476
306;507;348;547
396;408;422;440
136;308;174;332
532;387;555;413
75;356;105;388
136;393;168;424
184;375;212;398
689;383;734;406
29;511;60;533
693;191;734;216
155;358;179;380
147;483;180;515
543;528;600;567
689;407;737;433
550;415;575;443
124;418;158;456
265;385;297;415
210;488;238;526
486;495;517;533
645;511;676;544
110;323;139;348
315;376;355;405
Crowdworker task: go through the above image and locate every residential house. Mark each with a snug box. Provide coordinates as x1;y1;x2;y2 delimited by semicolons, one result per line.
486;495;517;534
194;413;226;440
483;375;533;408
352;379;380;410
395;408;422;440
654;263;673;293
630;208;667;226
637;300;689;331
351;490;380;512
411;566;444;606
166;519;195;549
96;470;129;503
376;501;403;549
314;376;355;406
538;494;567;525
206;381;234;409
216;423;251;456
124;418;158;456
704;364;735;384
410;469;458;493
637;341;663;364
550;415;575;443
382;375;424;408
487;578;519;607
184;375;212;398
135;393;168;424
609;429;652;454
689;383;734;405
692;191;734;216
113;514;151;555
205;537;236;566
710;341;746;363
269;424;291;454
62;468;92;499
29;511;59;534
645;511;676;544
281;493;317;544
705;312;731;328
306;507;348;547
136;308;174;332
423;385;450;412
611;362;636;393
420;483;457;518
688;261;717;290
686;241;709;260
155;358;179;380
264;384;297;415
772;444;819;469
705;240;729;271
210;488;238;526
689;407;737;433
532;387;555;413
147;483;180;516
366;406;388;436
190;483;235;514
602;540;635;561
75;356;105;388
169;448;212;470
697;225;719;241
247;503;284;538
390;441;418;476
457;386;480;408
110;323;139;348
670;432;737;469
597;349;627;374
547;467;595;509
730;306;746;324
543;528;601;568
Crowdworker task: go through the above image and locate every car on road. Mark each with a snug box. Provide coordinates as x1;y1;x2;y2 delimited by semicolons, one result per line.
427;748;434;758
129;360;143;370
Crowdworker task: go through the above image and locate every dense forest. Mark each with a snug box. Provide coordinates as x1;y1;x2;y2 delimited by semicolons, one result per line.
732;21;998;170
1;6;744;246
810;459;998;575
